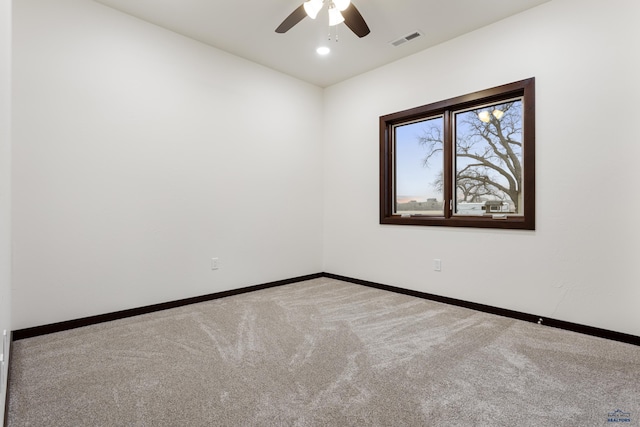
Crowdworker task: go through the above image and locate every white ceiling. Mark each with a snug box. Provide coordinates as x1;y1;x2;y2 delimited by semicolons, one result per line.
93;0;552;87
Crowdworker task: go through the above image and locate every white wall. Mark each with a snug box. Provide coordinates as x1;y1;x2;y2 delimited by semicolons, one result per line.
323;0;640;336
0;0;11;420
11;0;324;330
10;0;640;340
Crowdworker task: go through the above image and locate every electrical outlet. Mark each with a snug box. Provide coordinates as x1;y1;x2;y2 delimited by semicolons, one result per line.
434;259;441;271
211;258;220;270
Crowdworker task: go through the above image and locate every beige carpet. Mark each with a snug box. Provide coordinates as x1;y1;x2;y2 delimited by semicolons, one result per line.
7;277;640;426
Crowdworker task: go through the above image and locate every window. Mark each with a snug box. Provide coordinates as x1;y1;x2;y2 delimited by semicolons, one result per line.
380;78;535;229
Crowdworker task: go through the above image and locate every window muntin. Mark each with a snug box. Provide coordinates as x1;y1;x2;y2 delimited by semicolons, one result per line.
380;78;535;230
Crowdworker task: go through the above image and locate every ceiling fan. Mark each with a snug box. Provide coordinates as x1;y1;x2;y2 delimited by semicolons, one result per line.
276;0;370;38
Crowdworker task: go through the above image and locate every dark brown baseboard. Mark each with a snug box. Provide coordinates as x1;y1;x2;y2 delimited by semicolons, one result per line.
324;273;640;347
11;272;639;348
12;273;323;341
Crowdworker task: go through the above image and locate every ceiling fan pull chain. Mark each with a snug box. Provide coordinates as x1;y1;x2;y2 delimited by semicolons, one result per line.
326;24;340;42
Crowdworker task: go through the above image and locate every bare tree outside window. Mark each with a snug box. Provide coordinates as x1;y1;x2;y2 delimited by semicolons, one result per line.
418;99;523;214
394;117;444;215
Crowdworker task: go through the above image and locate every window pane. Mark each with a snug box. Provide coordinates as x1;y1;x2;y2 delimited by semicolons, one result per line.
394;116;444;215
454;99;523;216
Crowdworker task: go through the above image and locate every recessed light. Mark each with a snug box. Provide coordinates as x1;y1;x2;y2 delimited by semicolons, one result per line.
316;46;330;55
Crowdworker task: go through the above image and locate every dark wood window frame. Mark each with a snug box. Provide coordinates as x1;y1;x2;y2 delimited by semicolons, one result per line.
380;78;535;230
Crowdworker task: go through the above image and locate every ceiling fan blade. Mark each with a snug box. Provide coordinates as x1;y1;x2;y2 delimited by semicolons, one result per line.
275;4;307;33
342;3;370;38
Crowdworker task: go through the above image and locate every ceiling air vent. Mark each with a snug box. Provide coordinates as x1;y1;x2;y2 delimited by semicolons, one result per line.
390;30;424;47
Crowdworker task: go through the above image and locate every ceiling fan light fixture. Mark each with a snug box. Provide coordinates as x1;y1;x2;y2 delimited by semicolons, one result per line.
328;7;345;26
275;0;369;38
303;0;323;19
333;0;351;11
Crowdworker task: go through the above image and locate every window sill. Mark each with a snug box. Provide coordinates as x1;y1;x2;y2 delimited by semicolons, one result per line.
380;214;534;230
